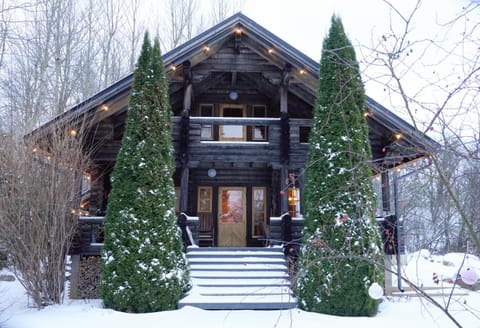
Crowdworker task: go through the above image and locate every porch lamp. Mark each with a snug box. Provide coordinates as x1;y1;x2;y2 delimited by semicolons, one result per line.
288;187;299;217
288;187;298;204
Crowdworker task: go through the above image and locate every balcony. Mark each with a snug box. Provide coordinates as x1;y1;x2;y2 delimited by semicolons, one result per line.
173;116;311;168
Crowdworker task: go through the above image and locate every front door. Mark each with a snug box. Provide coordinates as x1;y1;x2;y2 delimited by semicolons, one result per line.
218;187;246;247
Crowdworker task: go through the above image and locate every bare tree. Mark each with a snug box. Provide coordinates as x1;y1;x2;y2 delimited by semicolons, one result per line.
1;0;93;134
125;0;144;72
0;124;91;307
97;0;127;88
0;0;134;134
154;0;198;51
208;0;244;25
73;0;102;101
361;0;480;254
399;140;464;254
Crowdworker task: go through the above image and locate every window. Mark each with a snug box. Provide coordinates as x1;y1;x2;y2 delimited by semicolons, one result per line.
220;104;246;141
299;126;311;143
252;105;267;141
200;104;214;140
197;186;212;212
81;173;91;195
252;187;267;237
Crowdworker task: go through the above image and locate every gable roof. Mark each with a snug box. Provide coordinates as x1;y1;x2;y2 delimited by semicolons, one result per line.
29;12;438;166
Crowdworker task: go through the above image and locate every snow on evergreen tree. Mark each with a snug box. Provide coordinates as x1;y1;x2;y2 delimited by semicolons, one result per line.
296;16;384;317
100;32;190;313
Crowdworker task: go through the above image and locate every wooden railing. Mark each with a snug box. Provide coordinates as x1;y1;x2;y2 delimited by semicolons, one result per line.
75;216;104;254
76;215;200;255
172;116;311;167
269;214;304;247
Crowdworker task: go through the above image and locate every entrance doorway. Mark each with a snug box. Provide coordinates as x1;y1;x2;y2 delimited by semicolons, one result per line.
195;185;268;247
217;187;246;247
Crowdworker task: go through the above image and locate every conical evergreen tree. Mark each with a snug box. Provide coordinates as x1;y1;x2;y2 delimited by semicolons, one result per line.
296;16;383;316
100;32;190;313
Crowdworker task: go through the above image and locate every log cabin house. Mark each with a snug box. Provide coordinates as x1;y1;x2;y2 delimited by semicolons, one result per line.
31;13;437;298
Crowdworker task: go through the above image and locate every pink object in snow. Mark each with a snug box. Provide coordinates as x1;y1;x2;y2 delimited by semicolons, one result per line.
461;268;479;285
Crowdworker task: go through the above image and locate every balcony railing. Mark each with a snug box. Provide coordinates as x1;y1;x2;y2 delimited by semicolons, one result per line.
172;116;311;167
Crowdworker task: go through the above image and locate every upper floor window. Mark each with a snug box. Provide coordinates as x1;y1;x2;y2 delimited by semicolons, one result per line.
219;104;246;141
198;103;270;142
252;105;267;141
200;104;214;140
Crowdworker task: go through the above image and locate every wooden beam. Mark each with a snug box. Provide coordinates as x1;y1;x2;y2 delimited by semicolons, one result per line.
183;60;192;84
281;63;292;86
280;64;291;114
183;84;193;113
234;30;241;54
381;171;390;212
280;167;289;213
180;167;189;212
183;60;193;114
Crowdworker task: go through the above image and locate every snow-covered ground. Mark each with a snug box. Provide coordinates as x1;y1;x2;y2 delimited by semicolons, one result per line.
1;250;479;328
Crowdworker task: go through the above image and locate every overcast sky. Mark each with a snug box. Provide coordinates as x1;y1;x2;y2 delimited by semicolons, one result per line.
142;0;476;136
237;0;477;135
241;0;461;59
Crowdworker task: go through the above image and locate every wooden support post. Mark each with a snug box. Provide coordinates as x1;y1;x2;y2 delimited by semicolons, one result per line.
384;255;394;295
279;63;291;165
280;167;288;213
179;60;191;214
381;171;390;212
280;63;291;114
177;213;189;252
180;167;189;212
298;168;305;216
281;213;292;243
88;166;103;215
183;60;193;115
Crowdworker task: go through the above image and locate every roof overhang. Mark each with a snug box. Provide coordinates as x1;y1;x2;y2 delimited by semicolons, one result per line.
27;12;439;167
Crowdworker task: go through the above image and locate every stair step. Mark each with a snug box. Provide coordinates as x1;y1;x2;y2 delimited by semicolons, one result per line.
178;294;296;310
193;277;291;287
188;257;286;264
187;252;285;259
193;286;294;296
191;271;288;279
180;247;296;310
190;263;287;271
187;246;283;252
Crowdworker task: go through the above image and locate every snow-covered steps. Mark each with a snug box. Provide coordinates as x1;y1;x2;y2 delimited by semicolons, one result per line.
178;247;297;310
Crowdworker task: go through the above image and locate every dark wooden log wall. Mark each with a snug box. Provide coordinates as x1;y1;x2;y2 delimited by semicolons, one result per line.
269;216;304;246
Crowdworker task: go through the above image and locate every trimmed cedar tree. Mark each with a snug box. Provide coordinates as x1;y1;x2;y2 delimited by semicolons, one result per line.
296;16;384;317
100;32;190;313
